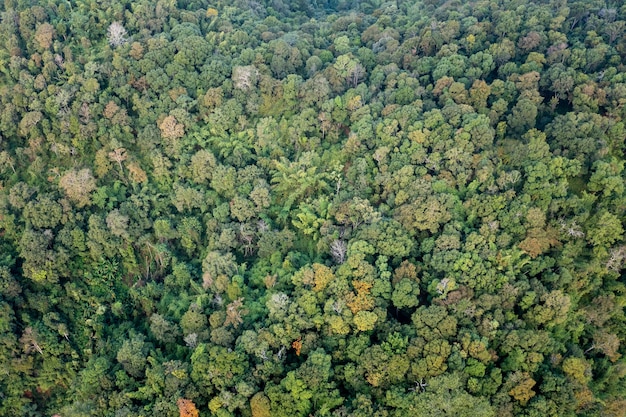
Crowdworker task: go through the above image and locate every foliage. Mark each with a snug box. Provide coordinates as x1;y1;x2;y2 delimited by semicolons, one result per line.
0;0;625;416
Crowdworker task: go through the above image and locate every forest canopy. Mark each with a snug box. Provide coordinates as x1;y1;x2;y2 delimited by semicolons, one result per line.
0;0;626;416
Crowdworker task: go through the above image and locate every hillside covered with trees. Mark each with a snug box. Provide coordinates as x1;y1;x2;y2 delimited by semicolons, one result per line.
1;0;626;416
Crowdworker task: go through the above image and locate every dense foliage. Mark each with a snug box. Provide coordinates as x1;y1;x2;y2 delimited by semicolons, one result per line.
1;0;626;416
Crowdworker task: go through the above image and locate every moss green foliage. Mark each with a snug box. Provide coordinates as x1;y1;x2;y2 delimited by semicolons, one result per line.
1;0;626;416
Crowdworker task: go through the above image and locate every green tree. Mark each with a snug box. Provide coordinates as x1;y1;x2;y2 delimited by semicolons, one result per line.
117;332;150;378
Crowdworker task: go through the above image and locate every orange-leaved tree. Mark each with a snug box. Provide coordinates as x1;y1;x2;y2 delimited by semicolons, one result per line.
177;398;199;417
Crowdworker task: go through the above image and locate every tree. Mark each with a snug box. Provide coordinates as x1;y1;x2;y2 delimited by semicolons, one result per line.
334;197;380;231
562;357;591;385
330;239;347;264
589;330;621;362
58;169;97;207
23;196;62;229
587;211;624;250
507;98;538;133
117;333;149;378
34;23;54;49
107;22;128;47
391;278;420;309
106;209;129;238
412;305;457;342
333;55;366;88
190;344;248;394
508;372;536;405
407;372;496;417
251;392;271;417
224;298;246;329
395;195;452;235
180;304;208;340
271;156;331;212
177;398;199;417
19;326;43;355
127;162;147;184
19;228;69;284
232;66;259;91
189;149;217;184
150;314;180;344
159;115;185;140
108;148;128;180
353;311;378;331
